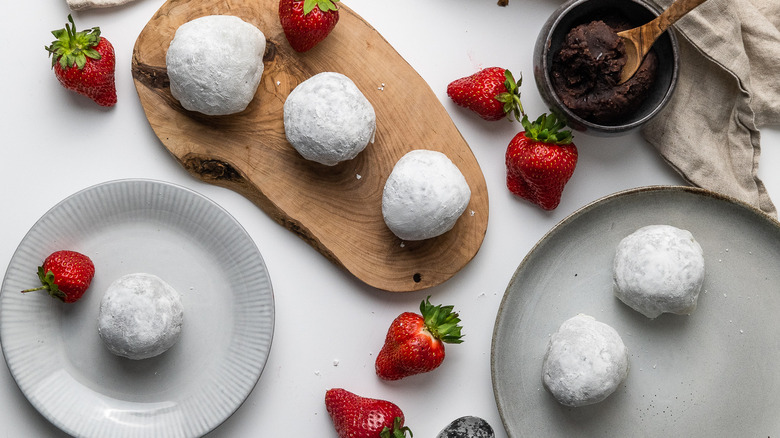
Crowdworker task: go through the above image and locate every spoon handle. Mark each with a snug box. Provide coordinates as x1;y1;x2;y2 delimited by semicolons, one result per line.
617;0;708;84
651;0;708;38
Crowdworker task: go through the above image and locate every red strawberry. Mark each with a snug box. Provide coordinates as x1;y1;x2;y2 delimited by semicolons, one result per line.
45;15;116;107
279;0;340;52
21;250;95;303
446;67;523;121
505;113;577;210
375;297;463;381
325;388;412;438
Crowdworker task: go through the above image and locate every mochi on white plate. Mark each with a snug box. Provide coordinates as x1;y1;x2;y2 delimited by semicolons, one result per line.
98;273;184;360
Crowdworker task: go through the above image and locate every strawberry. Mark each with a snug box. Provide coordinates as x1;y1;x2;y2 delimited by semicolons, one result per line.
45;15;116;107
505;113;577;211
375;297;463;381
21;250;95;303
279;0;340;52
446;67;523;122
325;388;412;438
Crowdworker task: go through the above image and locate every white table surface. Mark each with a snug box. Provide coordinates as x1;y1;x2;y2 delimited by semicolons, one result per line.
1;0;778;437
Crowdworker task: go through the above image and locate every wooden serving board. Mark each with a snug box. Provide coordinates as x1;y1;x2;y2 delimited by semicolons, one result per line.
131;0;489;292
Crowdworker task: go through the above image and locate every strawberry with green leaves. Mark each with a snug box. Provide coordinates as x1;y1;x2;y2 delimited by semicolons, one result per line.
325;388;412;438
505;113;577;211
21;250;95;303
446;67;523;121
375;297;463;381
279;0;340;52
45;15;116;107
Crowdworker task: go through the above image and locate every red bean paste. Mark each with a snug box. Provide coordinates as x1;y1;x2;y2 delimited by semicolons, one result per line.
551;19;658;124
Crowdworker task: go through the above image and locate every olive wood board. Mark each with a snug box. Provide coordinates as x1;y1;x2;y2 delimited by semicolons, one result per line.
131;0;489;292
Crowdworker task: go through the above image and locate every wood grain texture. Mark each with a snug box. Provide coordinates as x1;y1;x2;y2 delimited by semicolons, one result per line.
131;0;489;292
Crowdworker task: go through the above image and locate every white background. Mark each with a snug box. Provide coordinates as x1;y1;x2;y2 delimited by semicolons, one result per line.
1;0;778;437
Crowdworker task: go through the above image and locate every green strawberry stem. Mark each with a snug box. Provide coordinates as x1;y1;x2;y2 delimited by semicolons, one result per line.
420;296;464;344
20;268;66;301
20;268;54;293
45;14;102;70
22;266;65;301
379;417;413;438
303;0;339;15
495;70;524;122
521;112;573;145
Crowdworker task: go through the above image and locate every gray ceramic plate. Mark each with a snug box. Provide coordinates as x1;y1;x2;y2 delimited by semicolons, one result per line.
1;179;274;437
492;186;780;437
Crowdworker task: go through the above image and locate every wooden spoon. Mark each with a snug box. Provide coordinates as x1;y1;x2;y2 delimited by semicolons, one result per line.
617;0;708;84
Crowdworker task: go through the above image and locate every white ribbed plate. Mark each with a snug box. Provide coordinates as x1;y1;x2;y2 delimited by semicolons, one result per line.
1;179;274;437
492;186;780;437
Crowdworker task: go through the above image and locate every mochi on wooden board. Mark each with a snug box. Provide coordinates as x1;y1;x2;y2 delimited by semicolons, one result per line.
382;150;471;241
166;15;266;116
283;72;376;166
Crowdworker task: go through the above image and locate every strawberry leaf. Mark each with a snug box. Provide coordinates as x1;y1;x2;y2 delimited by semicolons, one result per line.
420;296;464;344
303;0;339;14
494;69;524;122
45;14;102;70
83;48;101;60
20;267;66;301
521;113;573;145
379;417;413;438
302;0;317;14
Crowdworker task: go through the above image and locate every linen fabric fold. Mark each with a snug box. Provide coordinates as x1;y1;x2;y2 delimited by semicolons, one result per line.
642;0;780;217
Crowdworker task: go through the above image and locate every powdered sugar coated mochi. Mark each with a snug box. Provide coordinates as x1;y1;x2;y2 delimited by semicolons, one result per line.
613;224;705;319
66;0;139;10
284;72;376;166
382;150;471;241
98;273;184;360
166;15;266;116
542;314;629;407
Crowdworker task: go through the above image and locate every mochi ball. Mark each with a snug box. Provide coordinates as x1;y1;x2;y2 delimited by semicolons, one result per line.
98;273;184;360
382;150;471;241
166;15;266;115
613;225;705;318
284;72;376;166
542;314;629;407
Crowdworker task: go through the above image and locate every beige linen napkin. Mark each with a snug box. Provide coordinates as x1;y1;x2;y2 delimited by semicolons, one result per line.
642;0;780;217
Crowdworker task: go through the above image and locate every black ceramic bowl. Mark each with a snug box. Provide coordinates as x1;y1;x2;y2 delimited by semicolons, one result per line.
533;0;679;136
